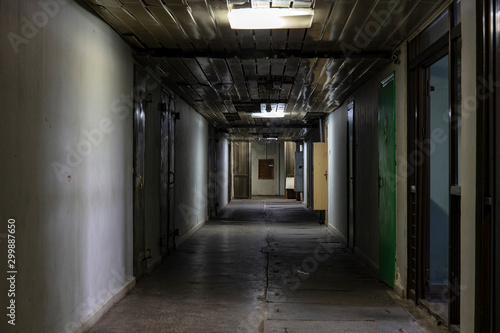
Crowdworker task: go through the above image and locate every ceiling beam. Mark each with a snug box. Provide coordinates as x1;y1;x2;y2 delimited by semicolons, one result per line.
136;48;393;60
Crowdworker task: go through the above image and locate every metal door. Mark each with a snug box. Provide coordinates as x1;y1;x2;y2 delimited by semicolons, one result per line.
295;151;304;192
347;101;355;249
168;96;176;251
378;73;396;287
160;90;175;255
133;69;147;279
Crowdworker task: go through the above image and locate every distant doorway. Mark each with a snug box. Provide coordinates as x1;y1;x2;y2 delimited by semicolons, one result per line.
233;142;250;199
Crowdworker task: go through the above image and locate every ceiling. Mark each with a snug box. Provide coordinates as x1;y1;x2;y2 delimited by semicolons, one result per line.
83;0;445;140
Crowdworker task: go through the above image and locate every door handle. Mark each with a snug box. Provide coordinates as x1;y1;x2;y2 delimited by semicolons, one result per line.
169;171;175;185
378;176;384;188
324;172;328;181
135;174;143;191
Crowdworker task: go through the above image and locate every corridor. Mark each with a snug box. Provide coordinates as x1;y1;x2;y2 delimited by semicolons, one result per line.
89;199;442;333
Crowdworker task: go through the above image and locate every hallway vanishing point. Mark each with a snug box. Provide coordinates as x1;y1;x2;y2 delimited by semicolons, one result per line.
89;199;444;333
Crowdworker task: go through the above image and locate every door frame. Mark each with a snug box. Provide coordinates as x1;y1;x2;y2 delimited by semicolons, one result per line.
476;0;498;331
407;3;462;326
232;141;251;199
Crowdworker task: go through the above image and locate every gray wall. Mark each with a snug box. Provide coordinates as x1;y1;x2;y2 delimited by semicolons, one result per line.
251;141;282;196
215;134;230;212
174;99;209;242
0;1;135;332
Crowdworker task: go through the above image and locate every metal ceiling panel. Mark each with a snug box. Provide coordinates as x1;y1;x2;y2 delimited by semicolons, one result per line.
83;0;447;140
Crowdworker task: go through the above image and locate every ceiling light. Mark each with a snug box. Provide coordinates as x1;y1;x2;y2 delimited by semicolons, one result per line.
228;8;314;30
252;103;286;118
252;113;285;118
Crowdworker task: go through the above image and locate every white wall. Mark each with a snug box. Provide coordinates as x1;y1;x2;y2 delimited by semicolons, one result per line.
174;99;209;243
0;1;135;332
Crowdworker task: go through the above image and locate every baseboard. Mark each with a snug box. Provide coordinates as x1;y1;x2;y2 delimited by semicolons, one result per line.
217;201;229;214
176;220;206;248
394;279;407;299
147;255;163;274
72;278;135;333
327;224;347;246
354;246;379;275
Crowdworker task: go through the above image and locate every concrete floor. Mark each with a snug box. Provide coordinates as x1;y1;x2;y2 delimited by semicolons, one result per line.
89;198;446;333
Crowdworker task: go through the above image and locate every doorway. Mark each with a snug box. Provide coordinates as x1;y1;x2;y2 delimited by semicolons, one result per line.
407;4;461;327
426;55;450;317
233;141;250;199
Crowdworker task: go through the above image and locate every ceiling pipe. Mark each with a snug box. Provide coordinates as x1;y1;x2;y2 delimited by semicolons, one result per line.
319;118;324;142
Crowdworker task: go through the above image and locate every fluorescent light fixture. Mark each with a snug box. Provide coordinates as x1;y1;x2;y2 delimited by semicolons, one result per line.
228;8;314;30
252;103;286;118
252;113;285;118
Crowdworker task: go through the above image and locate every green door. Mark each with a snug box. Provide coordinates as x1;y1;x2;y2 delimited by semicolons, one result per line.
378;73;396;287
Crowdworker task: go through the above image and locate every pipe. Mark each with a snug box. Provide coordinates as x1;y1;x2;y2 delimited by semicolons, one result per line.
319;118;324;142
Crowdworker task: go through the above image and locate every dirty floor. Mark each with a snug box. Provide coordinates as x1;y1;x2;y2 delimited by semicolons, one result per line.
89;198;447;333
